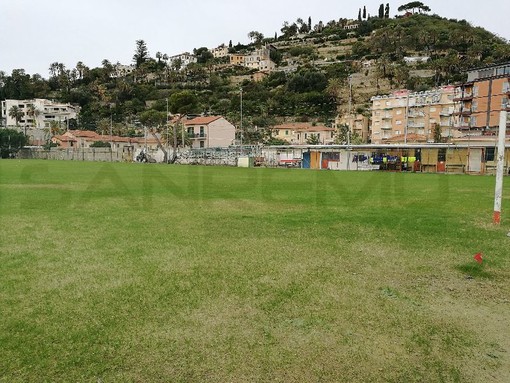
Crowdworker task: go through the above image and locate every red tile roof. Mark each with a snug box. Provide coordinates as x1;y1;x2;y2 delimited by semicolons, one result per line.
185;116;222;125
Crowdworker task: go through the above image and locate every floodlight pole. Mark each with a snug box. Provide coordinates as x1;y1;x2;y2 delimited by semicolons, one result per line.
493;110;507;224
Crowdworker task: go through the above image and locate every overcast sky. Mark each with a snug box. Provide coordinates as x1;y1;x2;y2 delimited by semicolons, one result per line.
1;0;509;78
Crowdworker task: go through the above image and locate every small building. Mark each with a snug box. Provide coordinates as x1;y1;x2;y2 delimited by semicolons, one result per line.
184;116;236;148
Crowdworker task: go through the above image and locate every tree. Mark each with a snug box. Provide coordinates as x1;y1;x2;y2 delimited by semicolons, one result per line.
306;133;320;145
385;3;390;18
133;40;149;68
26;104;40;128
138;109;166;129
308;16;312;31
248;31;264;44
8;105;23;127
193;47;214;64
168;91;199;114
397;2;431;14
0;129;28;158
358;8;362;21
379;3;385;18
363;6;367;19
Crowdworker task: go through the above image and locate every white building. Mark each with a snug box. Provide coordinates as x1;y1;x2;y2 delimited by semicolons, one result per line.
1;99;80;145
168;52;197;70
211;44;229;58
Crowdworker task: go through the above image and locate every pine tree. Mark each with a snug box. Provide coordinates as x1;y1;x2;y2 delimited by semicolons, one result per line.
378;4;384;18
358;8;362;21
385;3;390;18
308;16;312;31
363;6;367;19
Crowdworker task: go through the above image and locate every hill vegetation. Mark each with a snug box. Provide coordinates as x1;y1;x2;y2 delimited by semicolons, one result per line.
1;3;509;143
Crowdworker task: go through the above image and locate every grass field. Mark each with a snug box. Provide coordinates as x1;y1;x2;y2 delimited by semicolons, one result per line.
1;160;509;382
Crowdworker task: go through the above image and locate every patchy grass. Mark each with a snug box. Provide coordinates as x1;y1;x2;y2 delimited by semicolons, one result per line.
0;160;509;382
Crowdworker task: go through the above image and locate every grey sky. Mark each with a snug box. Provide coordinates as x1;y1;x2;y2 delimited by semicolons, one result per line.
1;0;509;77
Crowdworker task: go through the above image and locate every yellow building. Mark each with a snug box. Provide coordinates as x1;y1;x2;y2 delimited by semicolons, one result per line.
370;86;456;144
336;113;370;142
271;122;336;145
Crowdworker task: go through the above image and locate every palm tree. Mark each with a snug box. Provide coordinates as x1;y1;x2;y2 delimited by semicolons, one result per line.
26;104;40;129
8;106;24;128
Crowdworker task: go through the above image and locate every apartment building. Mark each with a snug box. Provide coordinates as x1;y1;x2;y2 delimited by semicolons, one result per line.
370;86;456;144
453;61;510;135
1;99;80;145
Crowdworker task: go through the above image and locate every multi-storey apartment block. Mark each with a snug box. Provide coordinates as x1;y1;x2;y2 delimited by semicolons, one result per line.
370;86;455;144
1;99;80;145
453;61;510;135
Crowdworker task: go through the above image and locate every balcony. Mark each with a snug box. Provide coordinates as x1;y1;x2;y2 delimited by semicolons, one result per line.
453;110;472;116
453;93;473;102
188;133;207;139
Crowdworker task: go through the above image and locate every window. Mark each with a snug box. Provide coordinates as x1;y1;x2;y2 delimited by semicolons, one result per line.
200;126;205;137
285;130;289;135
473;86;479;97
485;147;495;162
430;107;436;112
200;141;205;148
438;148;447;162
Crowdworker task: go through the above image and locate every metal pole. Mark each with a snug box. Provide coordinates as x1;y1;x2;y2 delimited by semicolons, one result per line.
240;87;243;155
493;110;507;224
110;113;113;162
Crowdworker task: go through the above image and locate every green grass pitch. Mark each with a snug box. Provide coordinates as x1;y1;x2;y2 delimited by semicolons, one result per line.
1;160;509;382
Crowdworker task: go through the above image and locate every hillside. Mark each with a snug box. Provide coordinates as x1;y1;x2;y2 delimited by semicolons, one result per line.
1;11;509;144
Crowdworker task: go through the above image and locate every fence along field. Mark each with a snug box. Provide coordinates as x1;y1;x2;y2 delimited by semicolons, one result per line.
0;159;509;382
